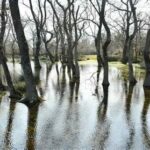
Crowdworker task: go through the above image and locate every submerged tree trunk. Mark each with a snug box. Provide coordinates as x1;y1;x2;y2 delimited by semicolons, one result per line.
128;40;137;85
9;0;38;104
122;39;128;64
143;29;150;88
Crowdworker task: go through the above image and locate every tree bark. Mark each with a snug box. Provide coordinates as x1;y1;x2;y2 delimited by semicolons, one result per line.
0;0;18;97
0;76;5;90
95;27;103;68
9;0;38;104
34;35;41;69
122;39;128;64
128;0;137;85
101;0;111;86
143;29;150;88
44;42;55;63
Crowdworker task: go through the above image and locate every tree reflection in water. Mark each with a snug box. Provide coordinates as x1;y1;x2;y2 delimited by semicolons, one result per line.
125;84;135;150
0;62;150;149
142;89;150;149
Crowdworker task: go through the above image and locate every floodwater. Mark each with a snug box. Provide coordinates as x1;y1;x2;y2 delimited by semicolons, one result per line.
0;61;150;150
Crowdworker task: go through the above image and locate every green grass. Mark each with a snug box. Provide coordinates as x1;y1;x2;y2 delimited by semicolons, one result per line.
109;62;145;80
79;55;97;61
15;81;26;93
0;91;6;101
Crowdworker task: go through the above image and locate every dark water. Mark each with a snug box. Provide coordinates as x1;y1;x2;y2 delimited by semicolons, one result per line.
0;61;150;150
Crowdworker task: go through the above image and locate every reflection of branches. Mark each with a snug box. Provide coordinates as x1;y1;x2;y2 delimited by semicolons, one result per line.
75;81;80;100
142;89;150;148
51;63;60;97
45;63;53;89
4;99;16;149
27;104;39;150
69;81;76;103
59;65;67;103
96;85;109;149
34;67;44;97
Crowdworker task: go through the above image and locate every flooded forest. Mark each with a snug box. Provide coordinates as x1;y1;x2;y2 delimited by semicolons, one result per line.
0;0;150;149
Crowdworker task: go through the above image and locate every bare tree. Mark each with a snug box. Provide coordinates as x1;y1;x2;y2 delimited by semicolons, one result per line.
47;0;66;64
0;0;19;97
88;0;111;86
52;14;60;61
28;0;47;68
41;27;55;63
9;0;38;104
109;0;139;66
128;0;138;84
109;0;138;84
88;0;103;69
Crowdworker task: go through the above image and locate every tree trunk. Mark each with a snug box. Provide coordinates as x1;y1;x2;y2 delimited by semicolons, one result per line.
45;42;55;63
47;0;66;64
95;23;103;69
29;0;41;69
0;0;19;97
101;0;111;86
9;0;38;104
0;66;6;90
12;41;15;64
0;50;16;96
34;36;41;69
122;39;128;64
143;29;150;88
55;36;59;61
128;40;137;85
127;0;138;85
74;42;80;80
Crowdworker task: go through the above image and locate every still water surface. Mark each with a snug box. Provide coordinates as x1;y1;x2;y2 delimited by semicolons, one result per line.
0;62;150;150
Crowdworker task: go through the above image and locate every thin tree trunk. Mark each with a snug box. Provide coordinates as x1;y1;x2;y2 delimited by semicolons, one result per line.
127;0;137;85
47;0;66;64
55;36;59;61
29;0;41;69
45;42;55;63
128;40;137;85
122;39;128;64
0;51;16;96
34;33;41;69
12;40;15;64
95;23;103;68
0;67;5;90
0;0;18;97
